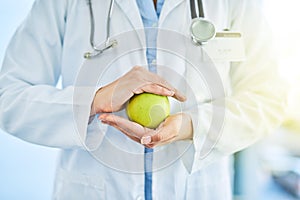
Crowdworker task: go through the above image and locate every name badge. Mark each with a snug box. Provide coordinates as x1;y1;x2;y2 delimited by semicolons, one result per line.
202;32;246;62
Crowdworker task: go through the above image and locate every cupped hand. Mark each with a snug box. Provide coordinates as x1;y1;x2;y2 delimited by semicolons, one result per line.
90;66;186;115
99;113;193;148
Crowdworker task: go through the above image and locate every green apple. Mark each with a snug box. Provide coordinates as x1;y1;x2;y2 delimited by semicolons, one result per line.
126;93;170;129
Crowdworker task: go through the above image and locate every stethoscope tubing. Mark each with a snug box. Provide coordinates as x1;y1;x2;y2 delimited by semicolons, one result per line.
85;0;115;58
190;0;204;19
84;0;214;59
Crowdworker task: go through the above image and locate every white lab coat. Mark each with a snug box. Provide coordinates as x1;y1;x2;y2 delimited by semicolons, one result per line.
0;0;287;199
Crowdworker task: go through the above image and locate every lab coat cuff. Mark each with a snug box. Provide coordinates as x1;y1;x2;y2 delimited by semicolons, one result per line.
182;103;224;173
72;86;106;151
84;116;107;151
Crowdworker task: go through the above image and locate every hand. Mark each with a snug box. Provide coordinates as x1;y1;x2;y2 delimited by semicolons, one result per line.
90;66;186;115
99;113;193;148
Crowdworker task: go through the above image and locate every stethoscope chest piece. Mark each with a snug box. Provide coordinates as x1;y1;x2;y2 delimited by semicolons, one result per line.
190;18;216;45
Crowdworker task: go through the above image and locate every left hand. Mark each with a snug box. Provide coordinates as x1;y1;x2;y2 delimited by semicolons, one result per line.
99;113;193;148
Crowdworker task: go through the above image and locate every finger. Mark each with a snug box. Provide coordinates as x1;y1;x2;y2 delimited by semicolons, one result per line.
128;67;186;102
140;117;179;146
143;139;175;148
133;84;175;96
100;120;141;143
143;71;187;102
140;128;176;145
99;114;149;139
128;66;172;91
141;134;176;148
150;132;177;144
116;128;141;143
145;71;174;90
133;83;186;102
172;89;187;102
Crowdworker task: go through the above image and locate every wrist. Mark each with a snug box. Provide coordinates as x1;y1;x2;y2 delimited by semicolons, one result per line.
90;87;103;116
180;113;193;141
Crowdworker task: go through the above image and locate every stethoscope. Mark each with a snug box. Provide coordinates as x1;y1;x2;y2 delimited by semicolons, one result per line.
84;0;216;59
84;0;117;59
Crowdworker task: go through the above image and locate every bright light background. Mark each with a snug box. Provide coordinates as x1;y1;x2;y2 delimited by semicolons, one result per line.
0;0;300;199
0;1;59;200
264;0;300;132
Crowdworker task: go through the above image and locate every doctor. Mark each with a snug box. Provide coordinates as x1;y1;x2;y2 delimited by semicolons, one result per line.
0;0;286;199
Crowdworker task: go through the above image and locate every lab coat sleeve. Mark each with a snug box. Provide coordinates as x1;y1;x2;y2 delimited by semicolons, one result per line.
185;0;288;172
0;0;105;150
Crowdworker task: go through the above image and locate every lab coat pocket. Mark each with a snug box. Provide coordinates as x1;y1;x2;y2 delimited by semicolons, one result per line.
185;175;232;200
185;160;232;200
53;168;105;200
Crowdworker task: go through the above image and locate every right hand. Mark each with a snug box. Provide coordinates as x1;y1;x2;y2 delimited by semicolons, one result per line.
90;66;186;115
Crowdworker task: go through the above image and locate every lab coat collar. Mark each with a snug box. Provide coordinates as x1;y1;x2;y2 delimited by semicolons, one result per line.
115;0;186;29
114;0;147;61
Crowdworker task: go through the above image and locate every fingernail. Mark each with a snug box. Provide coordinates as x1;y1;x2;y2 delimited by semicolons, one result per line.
141;136;151;144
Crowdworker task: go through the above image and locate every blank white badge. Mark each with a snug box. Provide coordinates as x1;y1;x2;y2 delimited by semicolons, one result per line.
202;32;246;62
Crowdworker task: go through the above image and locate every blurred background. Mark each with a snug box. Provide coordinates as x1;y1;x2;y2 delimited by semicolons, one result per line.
234;0;300;199
0;1;59;199
0;0;300;199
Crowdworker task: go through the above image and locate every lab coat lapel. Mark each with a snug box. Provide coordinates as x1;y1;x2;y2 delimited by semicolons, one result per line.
115;0;144;30
159;0;186;25
114;0;147;66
